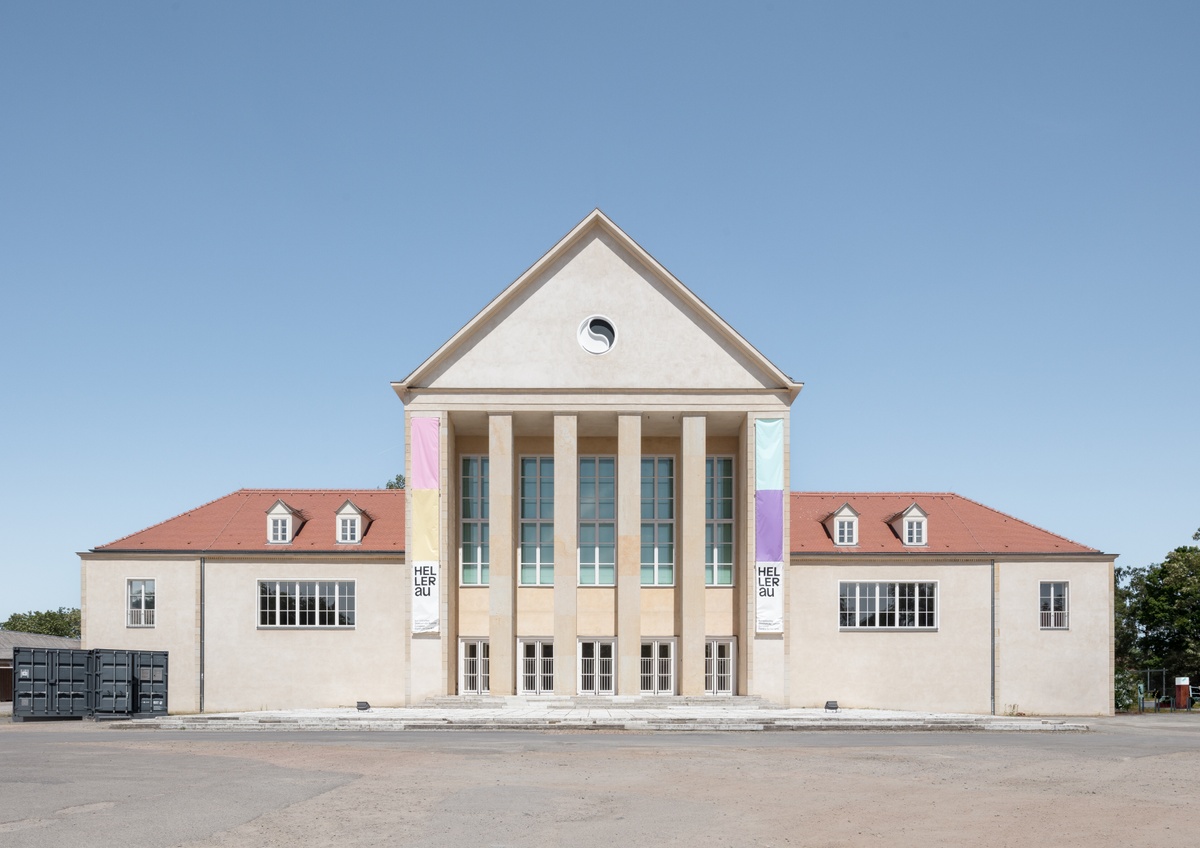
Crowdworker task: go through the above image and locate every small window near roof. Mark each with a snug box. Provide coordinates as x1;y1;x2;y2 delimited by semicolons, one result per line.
335;499;367;546
836;518;856;546
270;516;290;543
905;519;924;545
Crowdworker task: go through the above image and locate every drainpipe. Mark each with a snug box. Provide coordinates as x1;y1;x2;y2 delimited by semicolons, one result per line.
990;559;996;716
199;557;206;713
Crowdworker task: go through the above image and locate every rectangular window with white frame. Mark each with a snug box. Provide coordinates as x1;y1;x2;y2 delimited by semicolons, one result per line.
579;639;615;695
705;639;736;695
519;639;554;694
641;456;674;586
127;579;155;627
836;519;856;545
461;455;490;586
1040;582;1069;629
258;580;355;627
640;639;675;694
905;519;924;545
460;639;490;694
339;517;359;543
839;582;936;629
706;456;734;586
270;517;289;543
578;456;616;586
520;456;554;585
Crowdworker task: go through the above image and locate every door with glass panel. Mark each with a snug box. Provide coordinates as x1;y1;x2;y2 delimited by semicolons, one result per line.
640;640;674;695
704;639;735;695
579;640;615;695
460;640;489;695
519;640;554;694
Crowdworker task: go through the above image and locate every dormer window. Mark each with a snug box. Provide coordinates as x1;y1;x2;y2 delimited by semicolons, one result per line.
891;503;929;547
335;499;368;546
266;499;301;545
825;503;860;547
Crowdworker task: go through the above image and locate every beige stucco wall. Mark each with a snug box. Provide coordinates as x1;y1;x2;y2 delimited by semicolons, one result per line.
789;561;994;713
81;555;201;713
422;231;781;393
203;559;406;712
994;559;1114;716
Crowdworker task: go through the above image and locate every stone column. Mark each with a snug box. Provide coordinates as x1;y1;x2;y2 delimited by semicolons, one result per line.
553;415;578;694
488;414;515;695
679;414;707;695
616;413;642;694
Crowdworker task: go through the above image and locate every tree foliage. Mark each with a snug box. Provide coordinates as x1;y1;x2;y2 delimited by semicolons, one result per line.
385;474;405;490
1116;545;1200;679
2;607;81;639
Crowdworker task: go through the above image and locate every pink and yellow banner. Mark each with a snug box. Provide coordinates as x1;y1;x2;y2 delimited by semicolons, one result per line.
411;416;441;634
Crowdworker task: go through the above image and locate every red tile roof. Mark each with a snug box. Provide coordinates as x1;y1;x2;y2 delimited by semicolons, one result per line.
791;493;1099;555
92;489;405;554
90;489;1097;558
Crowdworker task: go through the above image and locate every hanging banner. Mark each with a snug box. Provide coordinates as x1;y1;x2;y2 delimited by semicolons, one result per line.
412;562;440;633
411;416;441;634
755;563;784;632
754;418;784;634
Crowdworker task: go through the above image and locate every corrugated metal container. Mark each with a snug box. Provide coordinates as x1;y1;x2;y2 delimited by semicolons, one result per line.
12;647;91;719
11;648;169;721
133;651;169;716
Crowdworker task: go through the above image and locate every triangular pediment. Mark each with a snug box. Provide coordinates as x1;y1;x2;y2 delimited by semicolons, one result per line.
395;210;801;399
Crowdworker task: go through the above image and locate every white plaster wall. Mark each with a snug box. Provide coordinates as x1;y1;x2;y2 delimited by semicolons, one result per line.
424;232;778;392
789;562;994;713
203;560;406;712
80;556;200;713
994;559;1113;716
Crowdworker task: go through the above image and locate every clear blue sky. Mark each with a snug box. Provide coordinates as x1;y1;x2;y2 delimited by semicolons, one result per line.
2;2;1196;621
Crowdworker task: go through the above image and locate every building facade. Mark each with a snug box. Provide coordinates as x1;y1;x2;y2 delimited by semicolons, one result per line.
80;210;1115;714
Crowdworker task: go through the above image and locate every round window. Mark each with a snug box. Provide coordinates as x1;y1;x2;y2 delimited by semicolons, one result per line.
578;315;616;355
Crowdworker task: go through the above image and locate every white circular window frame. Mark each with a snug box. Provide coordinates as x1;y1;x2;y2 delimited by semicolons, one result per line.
578;314;617;356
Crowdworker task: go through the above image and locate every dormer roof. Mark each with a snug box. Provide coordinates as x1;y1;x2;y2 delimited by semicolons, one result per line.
794;493;1103;556
91;490;405;554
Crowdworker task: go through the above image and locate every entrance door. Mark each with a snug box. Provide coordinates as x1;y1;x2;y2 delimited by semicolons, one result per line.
579;640;615;695
704;639;735;696
519;640;553;694
640;640;674;695
460;640;490;695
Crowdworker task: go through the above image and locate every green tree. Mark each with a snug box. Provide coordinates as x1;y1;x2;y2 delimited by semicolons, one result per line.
385;474;405;490
1126;546;1200;678
2;607;81;638
1114;565;1145;670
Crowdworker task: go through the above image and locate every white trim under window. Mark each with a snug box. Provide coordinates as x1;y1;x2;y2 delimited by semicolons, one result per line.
519;639;554;694
705;639;736;695
706;456;734;586
461;455;490;586
519;456;554;586
460;639;490;694
258;580;356;628
641;456;675;586
578;456;616;586
127;579;155;627
1040;582;1069;629
579;639;615;695
640;639;675;694
839;581;937;629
